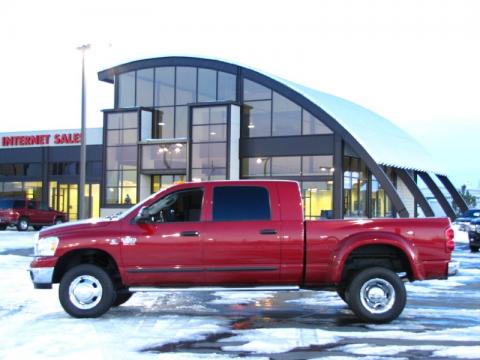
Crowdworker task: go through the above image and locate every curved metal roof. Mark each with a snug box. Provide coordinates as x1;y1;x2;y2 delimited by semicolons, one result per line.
99;56;445;174
276;79;445;174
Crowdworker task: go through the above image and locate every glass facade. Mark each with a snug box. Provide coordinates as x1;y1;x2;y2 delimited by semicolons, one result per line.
241;155;334;219
0;181;43;201
141;143;187;171
104;61;401;219
152;174;186;193
242;79;332;137
191;106;228;181
242;155;334;177
105;112;138;205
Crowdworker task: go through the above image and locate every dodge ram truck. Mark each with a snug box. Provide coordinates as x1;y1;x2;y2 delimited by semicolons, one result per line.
29;180;456;323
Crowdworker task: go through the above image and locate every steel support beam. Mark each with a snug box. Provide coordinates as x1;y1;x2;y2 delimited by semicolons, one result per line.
394;169;434;217
437;175;468;214
332;135;344;219
417;172;456;220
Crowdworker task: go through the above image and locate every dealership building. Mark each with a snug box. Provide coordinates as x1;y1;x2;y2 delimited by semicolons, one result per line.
0;56;467;220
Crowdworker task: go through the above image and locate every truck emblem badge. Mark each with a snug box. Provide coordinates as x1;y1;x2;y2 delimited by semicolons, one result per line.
107;238;119;245
121;236;137;246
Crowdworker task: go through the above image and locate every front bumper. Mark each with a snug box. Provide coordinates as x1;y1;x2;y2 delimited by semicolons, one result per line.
448;261;460;276
29;267;54;289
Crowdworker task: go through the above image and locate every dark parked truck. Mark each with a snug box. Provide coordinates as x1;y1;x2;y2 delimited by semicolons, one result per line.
30;180;456;323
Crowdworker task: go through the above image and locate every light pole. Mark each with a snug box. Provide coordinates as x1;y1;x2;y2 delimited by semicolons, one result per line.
77;44;90;220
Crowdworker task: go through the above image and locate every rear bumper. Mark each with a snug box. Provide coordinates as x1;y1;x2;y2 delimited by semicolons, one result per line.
29;267;54;289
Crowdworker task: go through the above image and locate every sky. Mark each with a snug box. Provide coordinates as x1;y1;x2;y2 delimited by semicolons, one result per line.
0;0;479;188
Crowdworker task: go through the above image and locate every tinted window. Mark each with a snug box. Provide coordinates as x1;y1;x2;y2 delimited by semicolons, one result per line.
147;189;203;222
136;68;154;107
118;72;135;108
272;92;301;136
198;68;217;102
213;186;271;221
0;200;15;209
155;67;175;106
243;79;271;100
176;67;197;105
218;72;236;101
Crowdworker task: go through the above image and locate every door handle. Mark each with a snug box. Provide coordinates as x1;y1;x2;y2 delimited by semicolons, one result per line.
180;231;199;237
260;229;277;235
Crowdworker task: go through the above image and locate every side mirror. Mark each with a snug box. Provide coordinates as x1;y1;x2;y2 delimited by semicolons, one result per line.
135;206;151;223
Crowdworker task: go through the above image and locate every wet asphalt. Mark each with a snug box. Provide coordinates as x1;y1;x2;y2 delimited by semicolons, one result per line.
4;241;480;359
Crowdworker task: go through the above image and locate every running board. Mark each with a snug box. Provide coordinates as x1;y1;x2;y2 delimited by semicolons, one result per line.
129;285;300;293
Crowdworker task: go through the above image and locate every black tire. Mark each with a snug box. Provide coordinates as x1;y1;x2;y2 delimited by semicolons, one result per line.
59;264;115;318
54;217;64;225
112;291;133;307
0;224;6;231
346;267;406;323
470;246;479;253
33;225;43;231
16;217;29;231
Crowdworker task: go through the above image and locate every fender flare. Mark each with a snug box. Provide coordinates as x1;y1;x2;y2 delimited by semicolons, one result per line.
52;247;123;284
330;231;423;283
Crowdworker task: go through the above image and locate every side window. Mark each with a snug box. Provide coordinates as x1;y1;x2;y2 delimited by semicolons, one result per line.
28;201;37;210
39;203;49;211
13;200;25;209
213;186;271;221
147;188;203;223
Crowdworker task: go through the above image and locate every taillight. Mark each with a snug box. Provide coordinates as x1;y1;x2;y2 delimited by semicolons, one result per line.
445;227;455;252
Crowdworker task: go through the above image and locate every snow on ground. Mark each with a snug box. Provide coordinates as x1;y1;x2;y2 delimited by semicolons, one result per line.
0;230;37;251
0;228;479;359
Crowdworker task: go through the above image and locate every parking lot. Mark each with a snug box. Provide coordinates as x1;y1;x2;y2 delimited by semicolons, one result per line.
0;228;479;359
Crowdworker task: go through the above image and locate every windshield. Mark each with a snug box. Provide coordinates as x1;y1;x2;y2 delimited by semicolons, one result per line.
463;209;480;218
0;200;24;209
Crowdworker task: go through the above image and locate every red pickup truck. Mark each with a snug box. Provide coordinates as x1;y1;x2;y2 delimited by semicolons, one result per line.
0;199;66;231
30;180;455;323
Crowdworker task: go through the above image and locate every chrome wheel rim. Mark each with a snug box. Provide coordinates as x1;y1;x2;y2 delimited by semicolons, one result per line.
19;220;28;230
69;275;103;309
360;278;395;314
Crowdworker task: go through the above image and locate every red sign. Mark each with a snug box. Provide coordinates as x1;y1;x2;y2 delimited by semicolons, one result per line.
1;133;81;147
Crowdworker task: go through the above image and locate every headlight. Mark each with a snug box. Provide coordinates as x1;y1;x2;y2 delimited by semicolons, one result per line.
34;236;60;256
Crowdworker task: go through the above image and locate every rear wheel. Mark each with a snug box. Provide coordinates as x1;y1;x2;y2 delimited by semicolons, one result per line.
470;245;479;253
59;264;115;318
346;267;406;323
54;217;64;226
16;217;29;231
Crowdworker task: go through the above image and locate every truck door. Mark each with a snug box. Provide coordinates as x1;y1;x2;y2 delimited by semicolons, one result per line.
122;187;206;286
202;184;282;285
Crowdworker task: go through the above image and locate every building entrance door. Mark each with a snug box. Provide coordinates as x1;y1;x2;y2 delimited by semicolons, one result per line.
49;182;100;220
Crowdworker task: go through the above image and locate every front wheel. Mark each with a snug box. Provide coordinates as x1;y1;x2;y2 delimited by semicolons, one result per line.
59;264;115;318
470;245;479;253
346;267;406;323
16;217;29;231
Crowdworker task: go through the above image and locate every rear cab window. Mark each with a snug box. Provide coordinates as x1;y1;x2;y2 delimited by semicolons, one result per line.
0;200;25;209
212;186;271;221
